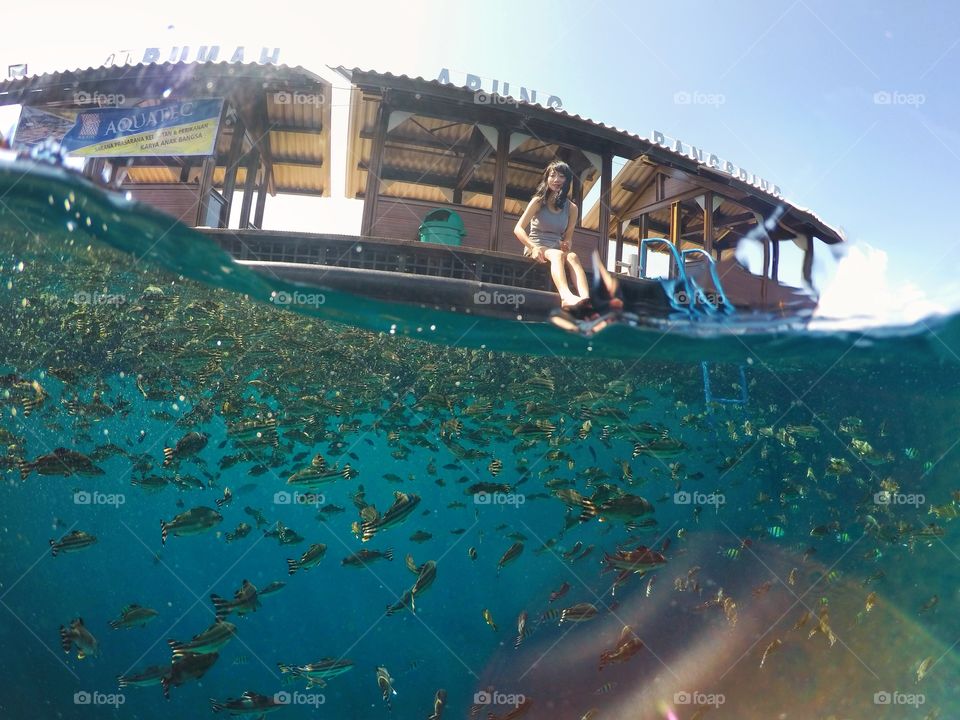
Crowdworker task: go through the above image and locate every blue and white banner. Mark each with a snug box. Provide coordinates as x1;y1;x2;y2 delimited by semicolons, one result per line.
61;98;223;157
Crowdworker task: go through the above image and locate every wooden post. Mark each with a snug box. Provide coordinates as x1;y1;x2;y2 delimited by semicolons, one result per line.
802;238;814;285
197;102;229;227
639;214;649;278
488;127;509;251
597;152;612;266
614;217;623;269
669;201;681;279
703;191;714;256
361;102;390;237
253;162;267;229
83;158;106;183
196;155;216;227
238;149;260;229
219;114;246;228
761;237;770;306
575;174;583;227
771;238;780;282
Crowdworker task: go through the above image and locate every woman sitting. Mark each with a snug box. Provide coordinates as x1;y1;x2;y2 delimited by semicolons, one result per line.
514;161;590;311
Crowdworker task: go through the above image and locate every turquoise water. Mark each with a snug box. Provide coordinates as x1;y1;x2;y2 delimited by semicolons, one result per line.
1;160;959;720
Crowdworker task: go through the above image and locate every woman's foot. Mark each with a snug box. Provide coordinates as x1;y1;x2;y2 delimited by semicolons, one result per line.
560;295;585;311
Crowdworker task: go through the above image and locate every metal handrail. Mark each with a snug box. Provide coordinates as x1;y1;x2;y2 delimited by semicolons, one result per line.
681;248;734;315
639;238;693;312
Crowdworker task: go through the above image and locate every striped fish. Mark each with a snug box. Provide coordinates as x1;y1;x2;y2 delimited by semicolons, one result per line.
514;611;528;649
50;530;97;556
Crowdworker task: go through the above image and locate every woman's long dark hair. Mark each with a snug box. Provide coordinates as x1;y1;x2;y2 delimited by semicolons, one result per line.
533;160;573;210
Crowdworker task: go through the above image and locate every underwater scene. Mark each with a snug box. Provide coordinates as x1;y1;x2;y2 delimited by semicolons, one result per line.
1;163;959;720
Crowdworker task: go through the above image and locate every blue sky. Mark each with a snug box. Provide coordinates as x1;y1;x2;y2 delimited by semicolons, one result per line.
3;0;960;319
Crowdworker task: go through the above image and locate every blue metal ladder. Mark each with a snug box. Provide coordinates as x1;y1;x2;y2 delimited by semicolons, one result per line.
638;238;734;317
701;361;749;412
681;248;734;315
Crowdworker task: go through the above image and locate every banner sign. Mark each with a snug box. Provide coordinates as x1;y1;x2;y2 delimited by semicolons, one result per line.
13;106;77;150
61;98;223;157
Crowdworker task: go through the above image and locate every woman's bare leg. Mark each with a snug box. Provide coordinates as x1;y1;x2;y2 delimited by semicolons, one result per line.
543;249;581;306
564;252;590;299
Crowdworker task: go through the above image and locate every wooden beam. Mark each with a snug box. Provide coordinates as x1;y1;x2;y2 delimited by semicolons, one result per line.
380;92;632;156
265;124;325;134
598;152;612;265
454;126;493;201
617;169;661;219
623;187;710;222
715;210;754;226
270;158;325;168
361;103;390;237
488;127;509;251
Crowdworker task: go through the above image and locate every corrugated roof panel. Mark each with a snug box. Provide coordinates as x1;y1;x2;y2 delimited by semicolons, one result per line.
125;166;180;184
212;167;249;188
380;181;451;205
273;164;324;194
0;61;329;100
271;131;323;164
267;89;327;130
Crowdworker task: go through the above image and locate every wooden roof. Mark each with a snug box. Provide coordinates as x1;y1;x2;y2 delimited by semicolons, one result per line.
581;154;843;245
0;62;332;197
339;67;842;245
339;66;652;215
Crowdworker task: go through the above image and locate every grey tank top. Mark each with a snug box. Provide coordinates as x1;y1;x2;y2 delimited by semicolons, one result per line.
529;201;569;249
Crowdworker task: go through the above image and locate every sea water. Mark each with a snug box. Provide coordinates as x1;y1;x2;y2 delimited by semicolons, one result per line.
0;160;958;720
